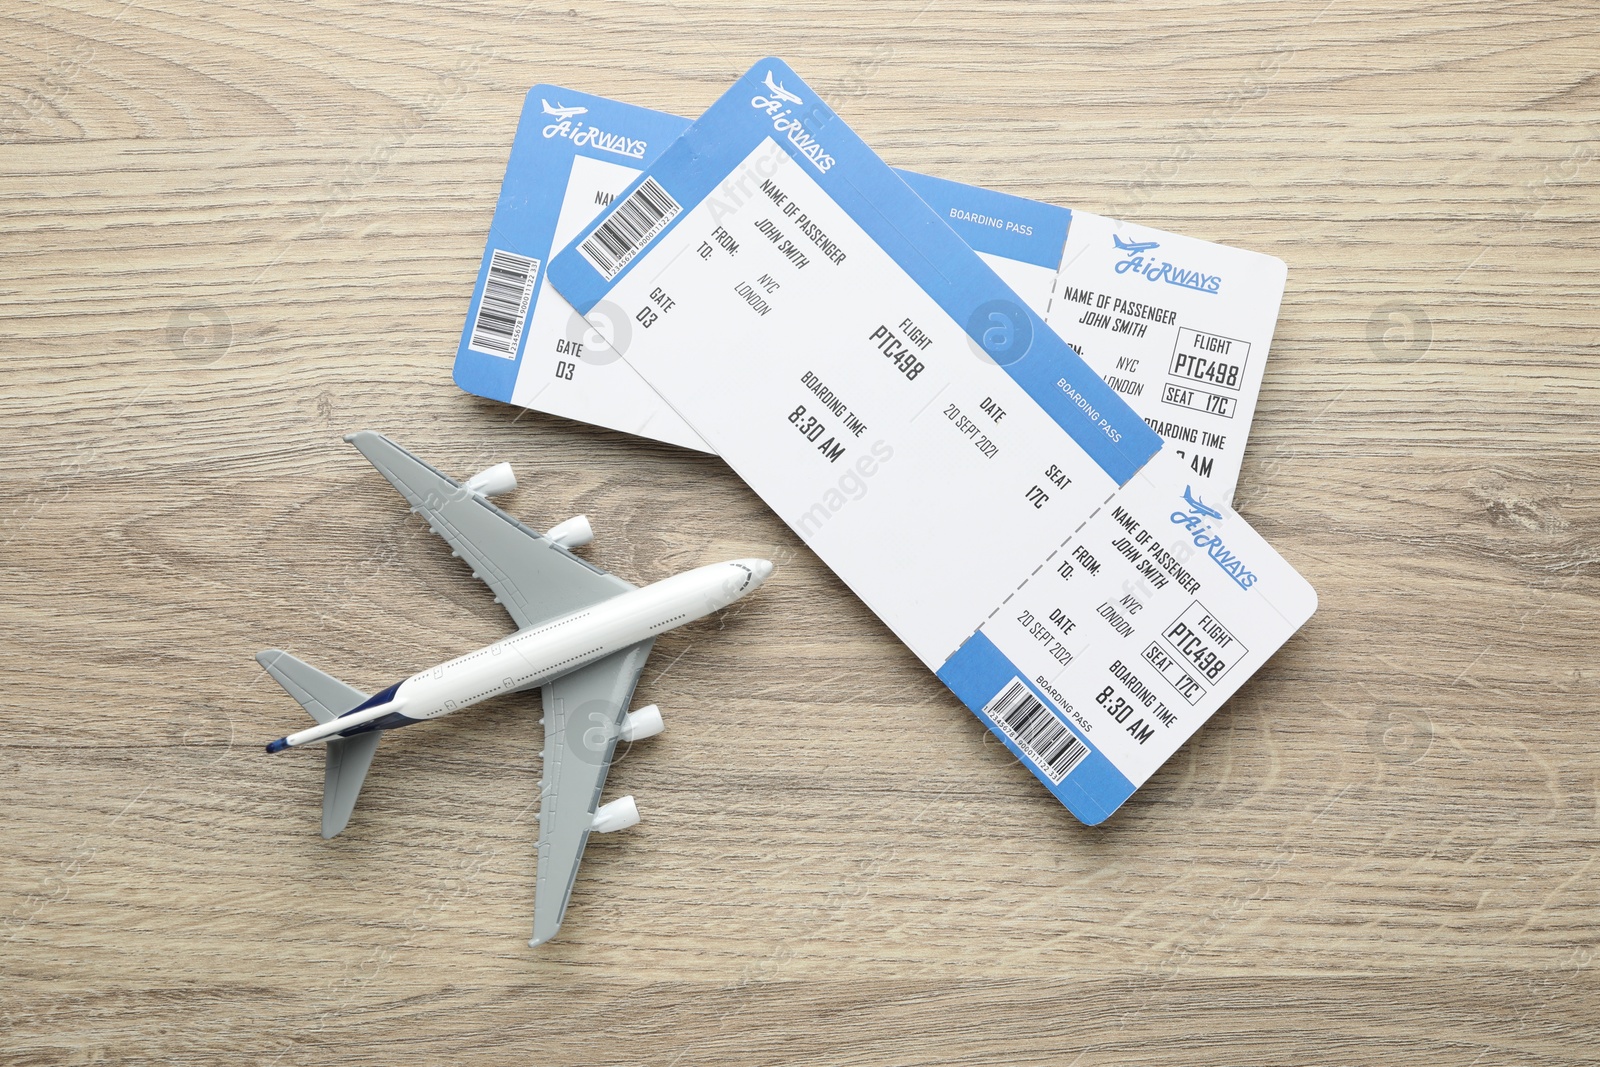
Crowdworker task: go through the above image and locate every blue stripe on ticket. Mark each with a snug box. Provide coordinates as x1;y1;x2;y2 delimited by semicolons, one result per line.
548;58;1162;486
936;631;1136;825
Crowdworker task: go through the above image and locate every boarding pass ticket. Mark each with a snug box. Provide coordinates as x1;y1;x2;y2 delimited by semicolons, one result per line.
544;60;1317;824
452;85;1288;504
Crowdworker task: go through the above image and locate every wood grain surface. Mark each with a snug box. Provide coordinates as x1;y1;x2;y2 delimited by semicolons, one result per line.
3;1;1598;1063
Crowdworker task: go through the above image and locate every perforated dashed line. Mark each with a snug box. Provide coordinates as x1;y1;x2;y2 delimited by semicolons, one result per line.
1043;243;1063;319
982;487;1119;624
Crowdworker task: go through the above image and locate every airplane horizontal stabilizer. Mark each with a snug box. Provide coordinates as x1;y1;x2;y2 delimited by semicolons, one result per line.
256;649;368;723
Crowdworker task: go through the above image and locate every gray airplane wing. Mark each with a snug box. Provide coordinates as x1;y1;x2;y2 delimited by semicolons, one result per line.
531;638;655;947
343;430;633;630
344;432;659;945
255;649;385;839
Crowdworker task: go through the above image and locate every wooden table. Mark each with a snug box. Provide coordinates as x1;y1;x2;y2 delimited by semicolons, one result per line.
5;2;1597;1063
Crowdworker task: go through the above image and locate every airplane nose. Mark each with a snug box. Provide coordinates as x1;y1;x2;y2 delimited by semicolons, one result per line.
742;558;775;588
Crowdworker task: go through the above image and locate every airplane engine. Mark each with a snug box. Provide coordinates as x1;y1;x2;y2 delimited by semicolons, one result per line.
591;795;639;833
620;704;664;742
464;462;517;498
547;514;594;549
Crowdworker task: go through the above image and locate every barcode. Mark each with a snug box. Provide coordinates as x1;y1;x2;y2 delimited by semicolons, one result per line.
468;250;540;358
983;679;1089;783
578;177;681;280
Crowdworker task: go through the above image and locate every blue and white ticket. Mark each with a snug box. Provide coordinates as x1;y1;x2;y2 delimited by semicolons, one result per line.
451;90;704;448
545;60;1317;824
902;173;1287;506
453;86;1288;503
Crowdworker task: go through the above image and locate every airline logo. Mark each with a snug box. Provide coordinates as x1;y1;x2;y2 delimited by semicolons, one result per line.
1170;486;1258;589
762;71;803;105
1112;233;1222;295
541;99;588;121
1112;234;1160;255
750;69;835;173
541;98;648;159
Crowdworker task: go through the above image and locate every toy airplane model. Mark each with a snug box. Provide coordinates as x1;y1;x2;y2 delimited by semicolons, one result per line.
257;431;774;946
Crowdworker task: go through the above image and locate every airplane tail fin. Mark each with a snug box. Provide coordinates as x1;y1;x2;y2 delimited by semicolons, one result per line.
255;649;384;838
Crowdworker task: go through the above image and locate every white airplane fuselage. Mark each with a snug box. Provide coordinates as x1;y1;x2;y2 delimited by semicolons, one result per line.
267;559;771;752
